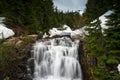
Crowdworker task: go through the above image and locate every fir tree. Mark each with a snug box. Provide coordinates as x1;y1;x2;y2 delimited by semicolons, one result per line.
85;19;104;57
105;0;120;68
85;19;111;80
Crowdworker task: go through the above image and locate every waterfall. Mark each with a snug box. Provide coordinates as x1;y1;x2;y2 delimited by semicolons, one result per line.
32;37;82;80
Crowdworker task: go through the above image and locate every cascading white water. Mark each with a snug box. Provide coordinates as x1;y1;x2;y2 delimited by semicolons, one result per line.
32;37;82;80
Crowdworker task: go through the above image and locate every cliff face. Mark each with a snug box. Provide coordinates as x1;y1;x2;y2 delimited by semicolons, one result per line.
78;40;95;80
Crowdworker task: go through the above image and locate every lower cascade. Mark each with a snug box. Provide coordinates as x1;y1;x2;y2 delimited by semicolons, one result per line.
32;37;82;80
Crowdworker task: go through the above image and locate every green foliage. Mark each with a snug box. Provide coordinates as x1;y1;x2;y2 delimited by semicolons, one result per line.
85;19;104;57
22;36;36;45
85;1;120;79
4;76;10;80
0;0;83;35
104;1;120;65
106;56;119;64
53;9;82;28
0;0;55;34
0;43;16;69
83;0;114;24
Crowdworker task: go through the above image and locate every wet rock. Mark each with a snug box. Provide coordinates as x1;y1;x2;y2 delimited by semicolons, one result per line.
17;73;24;79
27;58;34;65
24;74;32;80
27;58;34;75
78;40;94;80
18;64;27;73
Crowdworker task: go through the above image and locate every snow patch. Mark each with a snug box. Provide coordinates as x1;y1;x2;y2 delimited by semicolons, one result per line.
99;10;113;29
91;10;113;30
43;33;49;38
0;24;15;39
43;25;87;38
117;64;120;73
89;10;113;34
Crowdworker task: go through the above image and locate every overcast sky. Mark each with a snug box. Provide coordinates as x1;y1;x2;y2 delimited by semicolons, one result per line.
53;0;88;14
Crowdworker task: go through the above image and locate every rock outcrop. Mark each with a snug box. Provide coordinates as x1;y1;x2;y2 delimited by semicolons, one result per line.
78;40;95;80
0;34;38;80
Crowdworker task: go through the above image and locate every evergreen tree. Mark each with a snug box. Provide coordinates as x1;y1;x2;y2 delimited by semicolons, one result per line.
85;19;112;80
85;1;120;79
0;0;54;34
83;0;114;24
85;19;104;57
105;0;120;68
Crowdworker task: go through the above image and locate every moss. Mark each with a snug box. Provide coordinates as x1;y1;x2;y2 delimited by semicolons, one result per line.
4;76;10;80
22;35;36;44
0;43;16;69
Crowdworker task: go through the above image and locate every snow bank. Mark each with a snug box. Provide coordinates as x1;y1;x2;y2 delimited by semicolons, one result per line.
43;25;87;38
117;64;120;73
0;24;15;39
48;25;72;37
90;10;113;29
91;10;113;29
99;10;113;29
88;10;113;34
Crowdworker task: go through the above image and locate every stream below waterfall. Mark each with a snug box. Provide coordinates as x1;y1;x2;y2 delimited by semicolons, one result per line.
31;37;82;80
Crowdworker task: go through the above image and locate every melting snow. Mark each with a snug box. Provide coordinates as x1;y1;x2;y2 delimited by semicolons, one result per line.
0;24;15;39
117;64;120;73
87;10;113;34
91;10;113;29
43;25;87;38
99;10;113;29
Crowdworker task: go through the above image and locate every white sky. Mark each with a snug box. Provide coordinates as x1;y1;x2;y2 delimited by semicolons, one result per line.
53;0;88;14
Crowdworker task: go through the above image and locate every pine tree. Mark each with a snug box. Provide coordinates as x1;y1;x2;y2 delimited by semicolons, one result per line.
0;0;55;34
101;1;120;79
85;19;112;80
105;0;120;69
85;19;104;57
